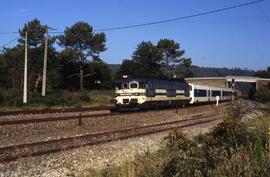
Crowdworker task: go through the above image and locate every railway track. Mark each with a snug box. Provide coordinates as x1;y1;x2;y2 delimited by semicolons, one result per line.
0;99;258;163
0;112;113;126
0;112;220;163
0;106;113;116
0;105;217;126
0;100;232;118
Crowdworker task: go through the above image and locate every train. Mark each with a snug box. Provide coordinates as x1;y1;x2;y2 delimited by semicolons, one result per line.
112;78;238;109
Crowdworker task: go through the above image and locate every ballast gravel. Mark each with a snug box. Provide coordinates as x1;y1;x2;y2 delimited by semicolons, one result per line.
0;103;227;147
0;121;216;177
0;100;258;177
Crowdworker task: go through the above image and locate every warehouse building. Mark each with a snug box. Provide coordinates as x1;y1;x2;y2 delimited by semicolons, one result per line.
185;76;270;91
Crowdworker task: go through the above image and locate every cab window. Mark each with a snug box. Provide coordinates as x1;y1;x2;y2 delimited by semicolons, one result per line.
130;82;138;88
123;83;129;89
115;83;121;89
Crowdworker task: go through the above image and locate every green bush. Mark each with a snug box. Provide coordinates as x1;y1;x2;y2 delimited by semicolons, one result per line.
134;150;168;177
162;130;203;177
0;88;24;107
0;89;114;110
205;115;250;148
80;94;91;102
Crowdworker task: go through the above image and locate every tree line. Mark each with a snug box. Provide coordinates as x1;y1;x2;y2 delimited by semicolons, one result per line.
0;18;192;96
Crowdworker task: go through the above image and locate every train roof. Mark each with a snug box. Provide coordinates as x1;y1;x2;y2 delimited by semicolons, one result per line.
189;83;233;91
115;78;187;84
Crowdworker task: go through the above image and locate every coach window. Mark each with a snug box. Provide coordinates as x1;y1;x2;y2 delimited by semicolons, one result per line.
212;90;221;97
194;89;207;97
223;91;232;96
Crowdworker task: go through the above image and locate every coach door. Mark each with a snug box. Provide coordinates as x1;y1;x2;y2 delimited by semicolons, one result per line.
146;89;155;97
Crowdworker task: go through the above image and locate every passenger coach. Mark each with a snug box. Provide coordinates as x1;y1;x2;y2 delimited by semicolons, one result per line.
113;78;190;108
189;83;237;104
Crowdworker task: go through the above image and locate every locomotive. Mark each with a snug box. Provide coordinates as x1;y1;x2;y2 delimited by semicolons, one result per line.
113;78;190;109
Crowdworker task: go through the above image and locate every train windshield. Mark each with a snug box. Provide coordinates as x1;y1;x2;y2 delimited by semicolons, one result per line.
115;82;129;89
115;83;121;89
115;79;147;89
129;82;138;89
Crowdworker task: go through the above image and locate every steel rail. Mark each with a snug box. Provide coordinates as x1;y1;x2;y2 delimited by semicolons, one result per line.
0;106;114;116
0;105;217;126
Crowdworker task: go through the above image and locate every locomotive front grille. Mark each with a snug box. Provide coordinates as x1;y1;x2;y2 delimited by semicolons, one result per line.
123;99;129;104
130;98;138;104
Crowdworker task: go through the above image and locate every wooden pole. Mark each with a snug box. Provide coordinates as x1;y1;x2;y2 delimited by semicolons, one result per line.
42;27;48;96
23;31;28;103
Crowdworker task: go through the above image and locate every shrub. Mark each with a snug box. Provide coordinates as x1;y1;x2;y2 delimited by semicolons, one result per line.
162;130;204;177
0;89;114;110
254;89;270;103
81;162;136;177
226;101;242;119
162;117;270;177
134;150;168;177
80;94;91;102
0;88;24;107
205;115;249;149
164;129;197;152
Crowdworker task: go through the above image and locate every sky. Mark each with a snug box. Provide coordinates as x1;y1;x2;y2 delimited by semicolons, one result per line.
0;0;269;70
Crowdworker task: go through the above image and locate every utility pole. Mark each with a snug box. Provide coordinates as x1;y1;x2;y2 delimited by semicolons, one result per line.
23;31;28;103
42;27;48;96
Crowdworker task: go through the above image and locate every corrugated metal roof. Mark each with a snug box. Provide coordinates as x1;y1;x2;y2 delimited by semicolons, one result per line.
185;76;270;82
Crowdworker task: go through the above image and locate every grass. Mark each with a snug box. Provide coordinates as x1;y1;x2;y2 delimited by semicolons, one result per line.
0;89;114;111
86;90;114;107
263;102;270;114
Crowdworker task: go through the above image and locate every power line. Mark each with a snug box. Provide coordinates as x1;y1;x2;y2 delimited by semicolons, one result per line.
0;32;19;35
94;0;264;31
0;0;265;36
0;16;265;36
0;36;20;49
49;16;266;34
256;2;270;25
47;0;263;34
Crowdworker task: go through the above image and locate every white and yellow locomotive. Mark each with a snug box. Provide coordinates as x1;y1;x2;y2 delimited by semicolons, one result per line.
113;78;190;108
